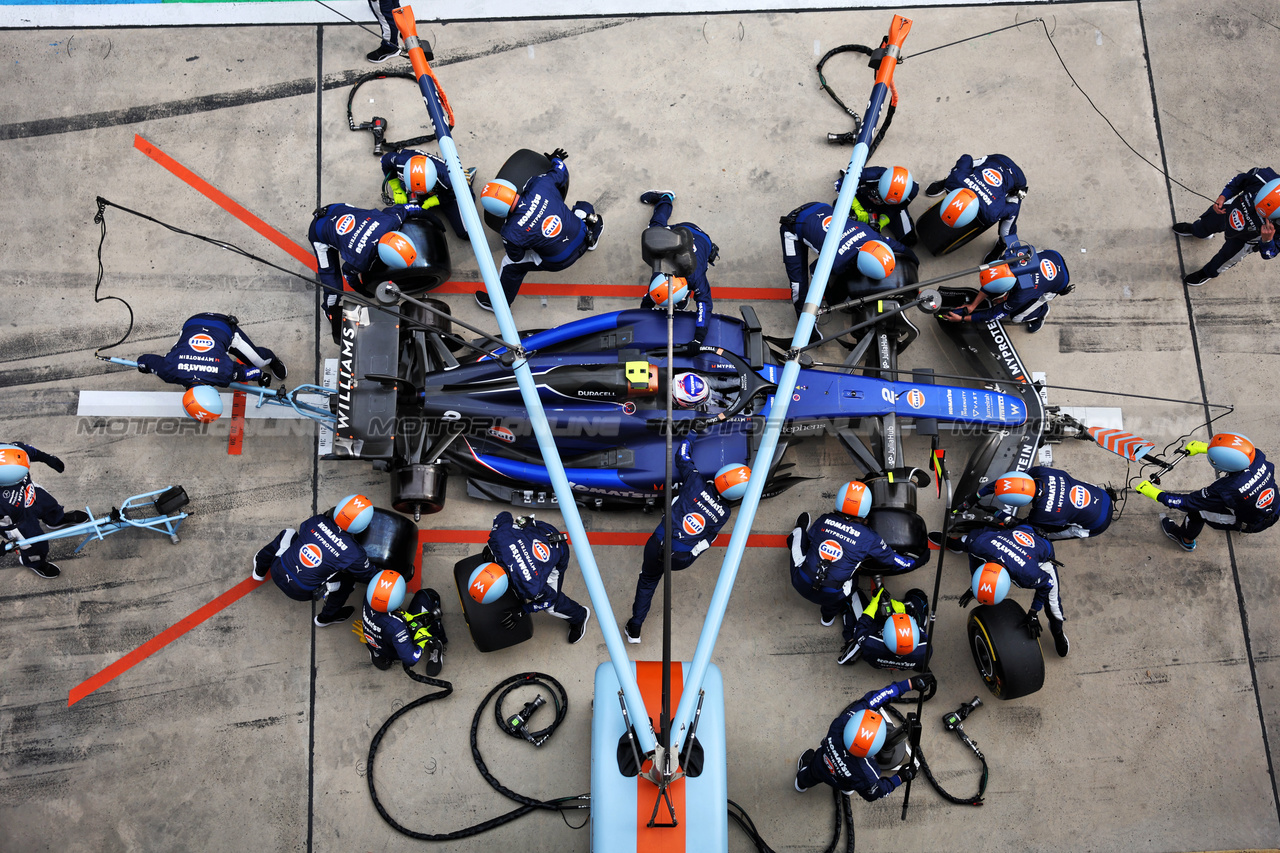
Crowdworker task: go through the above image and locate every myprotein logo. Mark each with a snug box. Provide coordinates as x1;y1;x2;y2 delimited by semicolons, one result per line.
905;388;926;409
336;214;356;236
299;543;323;569
1069;485;1090;509
682;512;707;536
818;539;843;562
1012;529;1036;548
1258;488;1275;510
540;215;563;238
982;168;1003;187
1230;209;1246;231
532;541;551;562
1040;259;1058;280
188;333;216;353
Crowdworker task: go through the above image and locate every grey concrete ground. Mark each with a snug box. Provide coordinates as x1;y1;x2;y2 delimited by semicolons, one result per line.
1;1;1278;851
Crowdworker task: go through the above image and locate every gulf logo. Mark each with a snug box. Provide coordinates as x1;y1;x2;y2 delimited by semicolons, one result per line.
905;388;926;409
188;333;216;353
532;540;552;562
682;512;707;536
23;483;36;507
821;215;832;232
982;168;1003;187
1012;529;1036;548
336;214;357;236
487;426;516;443
1069;485;1090;509
1230;209;1246;231
1040;259;1058;280
541;215;563;238
818;539;843;562
1258;488;1275;510
298;543;323;569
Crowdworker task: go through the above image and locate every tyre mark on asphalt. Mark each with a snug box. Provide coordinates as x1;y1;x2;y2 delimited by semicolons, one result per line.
0;19;635;141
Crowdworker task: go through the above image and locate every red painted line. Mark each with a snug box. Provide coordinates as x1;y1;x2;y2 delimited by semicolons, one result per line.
68;576;267;707
433;280;792;301
133;134;317;272
227;391;246;456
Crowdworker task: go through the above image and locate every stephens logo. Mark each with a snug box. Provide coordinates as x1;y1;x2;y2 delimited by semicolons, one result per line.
532;541;551;562
299;543;323;569
682;512;706;536
487;426;516;443
540;215;563;238
1040;259;1058;280
1012;530;1036;548
336;214;356;236
1258;488;1275;510
188;333;216;353
818;539;843;562
821;215;832;232
1230;210;1246;231
1069;485;1090;509
982;168;1003;187
905;389;926;409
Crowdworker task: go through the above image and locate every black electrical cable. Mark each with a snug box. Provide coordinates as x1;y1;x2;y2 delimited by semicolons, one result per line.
346;70;445;154
367;669;588;841
728;786;854;853
493;674;567;745
90;199;134;355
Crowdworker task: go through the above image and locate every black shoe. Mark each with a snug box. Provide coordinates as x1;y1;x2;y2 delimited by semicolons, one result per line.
1172;222;1197;237
315;606;354;627
329;311;343;345
568;608;591;644
1049;621;1069;658
251;558;268;583
423;643;444;676
25;561;60;579
583;213;602;251
795;750;815;792
369;647;393;670
1025;314;1046;334
49;510;90;528
474;290;495;312
1183;269;1213;286
624;620;642;644
836;636;862;665
793;511;811;534
924;180;947;198
639;191;676;205
903;588;929;624
820;611;837;628
1160;516;1196;551
366;43;401;63
270;358;288;380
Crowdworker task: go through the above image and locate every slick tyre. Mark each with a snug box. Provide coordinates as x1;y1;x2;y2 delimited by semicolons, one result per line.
453;554;534;652
917;199;991;257
483;149;567;233
967;599;1045;700
363;215;453;295
353;508;420;581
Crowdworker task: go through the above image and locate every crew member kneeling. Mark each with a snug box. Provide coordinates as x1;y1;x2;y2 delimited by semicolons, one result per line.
360;570;447;675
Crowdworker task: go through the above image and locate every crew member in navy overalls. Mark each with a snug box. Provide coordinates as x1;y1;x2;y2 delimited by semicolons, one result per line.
940;240;1072;333
970;467;1116;539
637;190;717;350
1137;432;1279;548
485;511;591;643
794;675;933;799
788;481;927;653
136;313;286;387
379;149;475;239
924;153;1028;261
779;202;918;318
623;437;744;643
1174;167;1280;285
834;164;920;245
955;523;1069;657
252;495;378;627
360;569;447;675
841;586;930;670
477;151;603;311
0;443;89;579
364;0;402;64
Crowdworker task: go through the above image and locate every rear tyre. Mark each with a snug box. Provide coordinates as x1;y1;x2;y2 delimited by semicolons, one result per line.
483;149;566;233
967;599;1045;700
354;508;419;581
916;199;992;256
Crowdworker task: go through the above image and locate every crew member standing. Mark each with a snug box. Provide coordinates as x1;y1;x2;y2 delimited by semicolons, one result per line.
0;444;89;579
968;467;1115;539
924;153;1028;261
1174;167;1280;285
638;190;718;351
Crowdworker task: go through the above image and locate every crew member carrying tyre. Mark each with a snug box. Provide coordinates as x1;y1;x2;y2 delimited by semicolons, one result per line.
360;570;447;675
1174;167;1280;286
924;153;1028;262
623;437;748;644
779;201;918;320
308;201;428;343
938;239;1072;334
966;467;1116;540
469;511;591;644
0;443;90;579
1137;432;1279;550
379;149;476;240
251;495;378;627
840;586;929;670
477;149;603;311
954;523;1069;658
793;674;934;800
638;190;717;352
788;481;929;662
834;164;920;246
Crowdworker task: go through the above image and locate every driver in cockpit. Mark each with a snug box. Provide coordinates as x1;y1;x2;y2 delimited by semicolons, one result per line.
671;371;739;413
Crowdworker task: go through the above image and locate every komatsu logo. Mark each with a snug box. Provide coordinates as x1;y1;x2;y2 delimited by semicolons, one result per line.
188;334;215;353
336;214;356;235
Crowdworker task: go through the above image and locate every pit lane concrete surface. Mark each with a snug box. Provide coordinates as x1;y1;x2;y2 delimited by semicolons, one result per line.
1;1;1278;851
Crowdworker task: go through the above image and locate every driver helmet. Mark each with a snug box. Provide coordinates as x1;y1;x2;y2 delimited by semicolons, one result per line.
467;562;509;604
971;562;1011;606
940;188;980;228
648;273;690;308
714;463;751;500
366;570;407;613
1207;432;1256;472
856;239;896;280
835;480;872;518
843;709;888;758
1256;178;1280;220
993;471;1036;506
402;154;439;196
334;494;375;534
182;385;223;423
882;612;920;655
480;179;520;218
672;372;709;408
877;166;915;205
377;231;418;269
0;444;31;487
979;263;1017;295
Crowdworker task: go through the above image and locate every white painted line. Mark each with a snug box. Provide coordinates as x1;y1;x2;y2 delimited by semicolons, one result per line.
77;389;321;421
